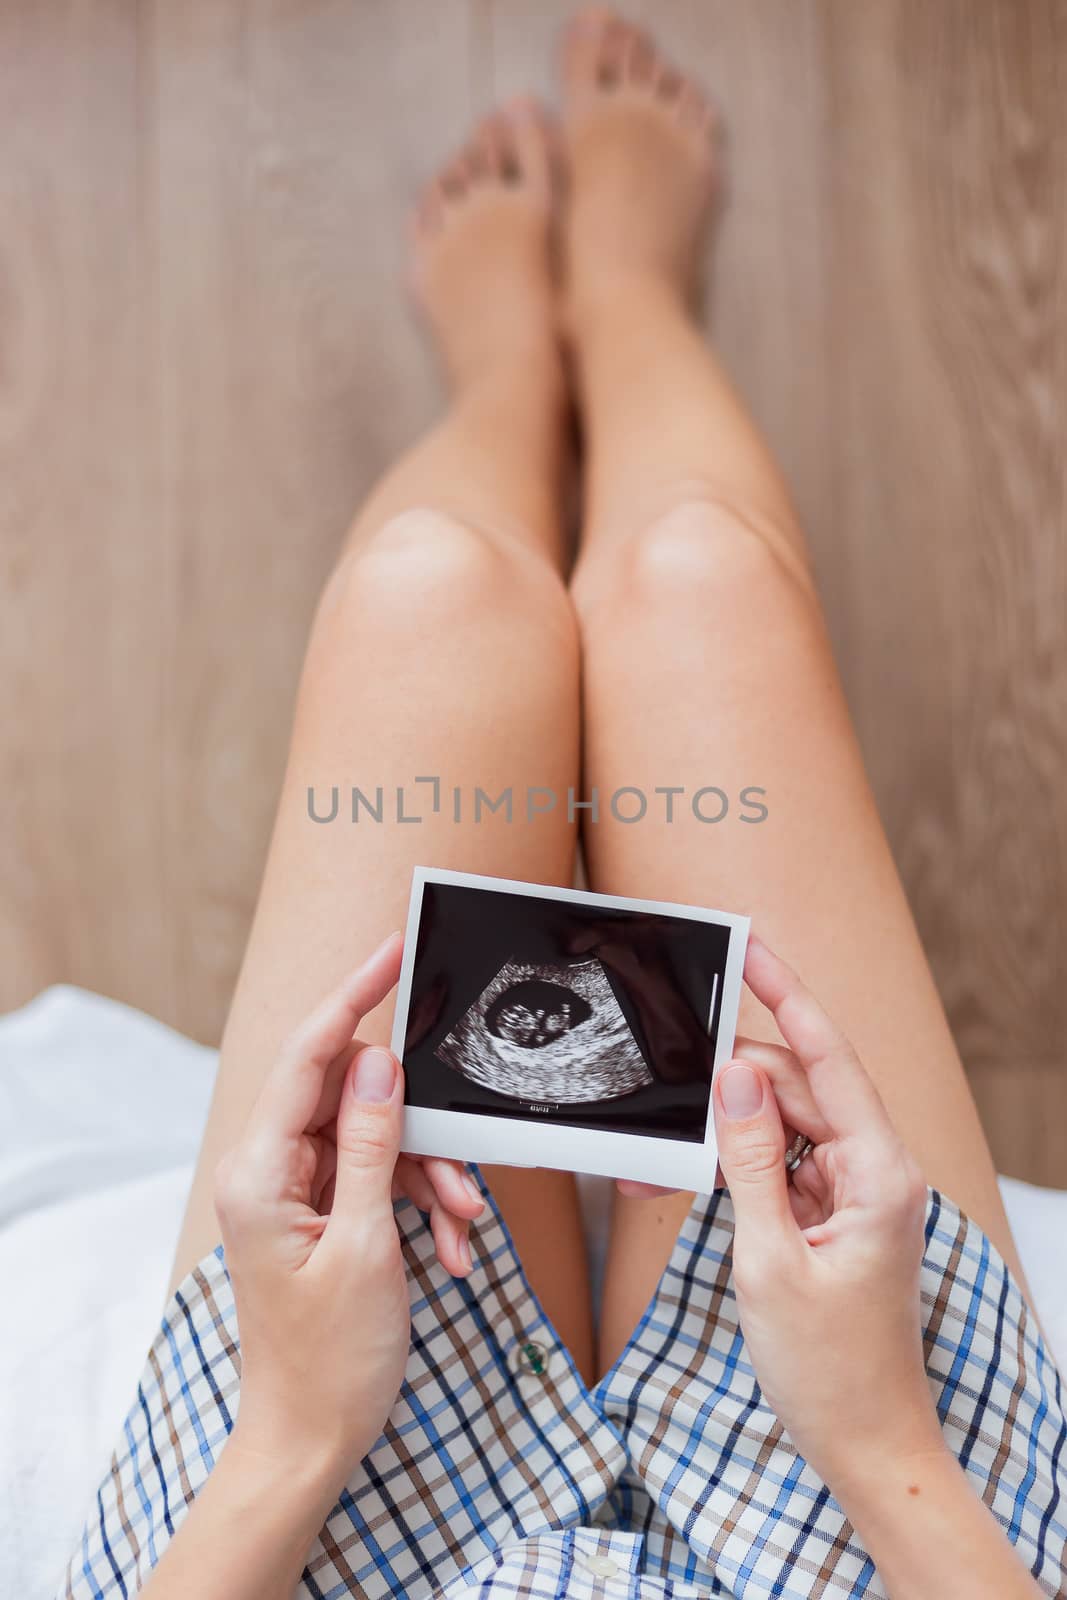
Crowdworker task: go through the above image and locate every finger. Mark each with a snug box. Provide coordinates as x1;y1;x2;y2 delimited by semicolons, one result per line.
392;1157;476;1277
731;1035;835;1146
305;1037;362;1133
420;1156;485;1220
789;1180;830;1231
429;1201;473;1277
326;1046;404;1243
713;1061;802;1252
317;1167;338;1217
251;934;404;1142
311;1138;338;1212
729;1040;835;1221
615;1181;681;1199
394;1155;480;1220
743;936;895;1144
617;1037;833;1204
214;1118;325;1231
393;1154;438;1213
789;1151;832;1229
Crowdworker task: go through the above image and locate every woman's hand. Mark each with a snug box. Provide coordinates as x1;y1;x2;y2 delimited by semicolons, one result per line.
142;935;484;1599
214;932;483;1494
710;935;943;1492
713;934;1045;1598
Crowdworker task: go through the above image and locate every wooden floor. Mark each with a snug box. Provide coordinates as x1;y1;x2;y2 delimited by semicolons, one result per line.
2;2;1064;1183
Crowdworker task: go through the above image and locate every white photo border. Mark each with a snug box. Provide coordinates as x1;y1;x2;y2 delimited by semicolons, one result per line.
391;866;750;1191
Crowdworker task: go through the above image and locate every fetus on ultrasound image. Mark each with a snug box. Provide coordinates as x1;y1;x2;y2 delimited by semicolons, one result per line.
435;958;654;1104
401;878;732;1140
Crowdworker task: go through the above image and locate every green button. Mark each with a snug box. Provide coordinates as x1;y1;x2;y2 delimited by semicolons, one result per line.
517;1340;547;1377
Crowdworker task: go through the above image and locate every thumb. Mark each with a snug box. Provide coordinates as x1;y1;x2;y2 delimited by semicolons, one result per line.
331;1046;403;1225
714;1061;798;1247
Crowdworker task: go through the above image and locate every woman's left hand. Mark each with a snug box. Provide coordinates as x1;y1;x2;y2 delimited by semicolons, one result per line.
214;932;483;1492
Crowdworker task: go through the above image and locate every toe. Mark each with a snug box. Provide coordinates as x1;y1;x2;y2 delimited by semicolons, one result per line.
494;117;521;184
655;63;684;103
440;157;470;202
503;96;553;201
561;6;619;99
672;78;719;156
622;26;657;88
595;16;630;89
413;184;446;235
678;82;712;134
470;112;505;180
462;133;492;183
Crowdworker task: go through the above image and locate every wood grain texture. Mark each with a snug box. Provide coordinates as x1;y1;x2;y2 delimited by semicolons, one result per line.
147;0;476;1039
824;0;1067;1182
0;1;171;1021
1;1;1064;1180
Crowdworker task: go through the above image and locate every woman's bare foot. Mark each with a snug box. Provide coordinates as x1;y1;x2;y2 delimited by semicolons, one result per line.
411;98;562;391
559;9;719;312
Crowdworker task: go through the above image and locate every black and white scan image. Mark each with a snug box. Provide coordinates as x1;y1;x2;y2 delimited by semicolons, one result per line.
399;873;736;1143
435;956;654;1104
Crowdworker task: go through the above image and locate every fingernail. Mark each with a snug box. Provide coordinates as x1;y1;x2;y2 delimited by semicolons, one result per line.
461;1172;485;1209
361;931;402;970
352;1047;396;1103
720;1063;763;1119
458;1229;472;1273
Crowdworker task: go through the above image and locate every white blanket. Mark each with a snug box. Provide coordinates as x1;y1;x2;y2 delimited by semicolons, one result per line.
2;986;1065;1600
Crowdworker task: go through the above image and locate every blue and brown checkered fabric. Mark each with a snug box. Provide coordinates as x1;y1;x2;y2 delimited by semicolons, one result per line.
62;1184;1067;1598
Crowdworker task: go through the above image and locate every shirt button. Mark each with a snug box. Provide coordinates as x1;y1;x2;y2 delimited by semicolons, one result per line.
578;1554;620;1577
514;1338;550;1378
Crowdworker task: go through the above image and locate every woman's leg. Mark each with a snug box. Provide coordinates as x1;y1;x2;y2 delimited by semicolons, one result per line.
556;14;1025;1374
170;103;596;1380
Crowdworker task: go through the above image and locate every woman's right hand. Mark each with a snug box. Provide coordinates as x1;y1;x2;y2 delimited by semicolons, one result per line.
711;935;945;1494
213;934;484;1494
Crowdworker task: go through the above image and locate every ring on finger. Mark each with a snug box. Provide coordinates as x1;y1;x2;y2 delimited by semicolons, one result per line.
784;1133;815;1174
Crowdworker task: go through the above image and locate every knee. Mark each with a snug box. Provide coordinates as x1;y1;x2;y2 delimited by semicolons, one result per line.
319;507;578;665
324;509;501;620
572;499;817;638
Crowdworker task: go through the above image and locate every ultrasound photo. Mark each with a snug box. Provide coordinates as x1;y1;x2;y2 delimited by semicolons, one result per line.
435;956;654;1105
392;869;749;1188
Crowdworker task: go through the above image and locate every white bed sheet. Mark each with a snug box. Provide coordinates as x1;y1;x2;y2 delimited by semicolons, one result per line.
1;985;1064;1600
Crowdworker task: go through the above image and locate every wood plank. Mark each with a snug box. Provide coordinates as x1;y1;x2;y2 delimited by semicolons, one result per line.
0;0;172;1019
147;0;478;1041
825;1;1067;1182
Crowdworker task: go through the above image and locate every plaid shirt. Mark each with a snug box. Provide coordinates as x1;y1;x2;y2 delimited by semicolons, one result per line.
62;1183;1067;1598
